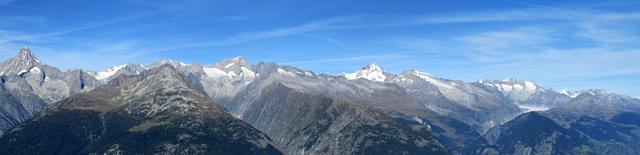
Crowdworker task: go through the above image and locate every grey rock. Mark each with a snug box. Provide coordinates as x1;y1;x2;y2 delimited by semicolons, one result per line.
0;65;282;154
239;82;450;155
0;47;99;135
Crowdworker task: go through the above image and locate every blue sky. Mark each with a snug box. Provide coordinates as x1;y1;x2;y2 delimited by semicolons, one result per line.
1;0;639;97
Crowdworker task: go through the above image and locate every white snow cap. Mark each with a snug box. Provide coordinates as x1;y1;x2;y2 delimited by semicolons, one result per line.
342;63;387;82
95;64;128;80
411;70;454;89
560;88;579;98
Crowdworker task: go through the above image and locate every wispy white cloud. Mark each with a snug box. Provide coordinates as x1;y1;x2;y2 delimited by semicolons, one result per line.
217;16;350;46
0;16;48;27
456;27;554;54
299;33;349;47
0;15;140;44
136;15;359;54
369;3;640;93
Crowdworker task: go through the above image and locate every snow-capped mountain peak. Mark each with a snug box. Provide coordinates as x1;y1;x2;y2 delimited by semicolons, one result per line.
0;46;45;75
342;63;390;82
202;56;253;79
232;56;247;63
216;56;250;69
16;46;41;63
560;88;579;98
362;63;383;71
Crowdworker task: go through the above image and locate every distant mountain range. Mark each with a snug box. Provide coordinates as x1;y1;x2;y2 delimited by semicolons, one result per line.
0;46;639;154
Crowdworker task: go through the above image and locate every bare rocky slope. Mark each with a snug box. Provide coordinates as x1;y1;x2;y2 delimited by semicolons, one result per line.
0;47;98;135
0;65;282;154
239;82;450;154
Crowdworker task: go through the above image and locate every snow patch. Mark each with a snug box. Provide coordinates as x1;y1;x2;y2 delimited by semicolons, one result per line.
342;72;357;80
560;88;579;98
492;84;527;92
277;68;297;77
412;116;424;125
18;69;27;75
240;67;255;77
203;67;233;78
225;63;234;68
513;84;524;91
518;105;550;112
30;66;41;73
95;64;127;80
450;82;459;87
414;71;453;89
524;81;536;90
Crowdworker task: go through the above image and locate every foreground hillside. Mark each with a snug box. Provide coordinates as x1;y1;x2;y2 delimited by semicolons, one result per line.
0;65;282;154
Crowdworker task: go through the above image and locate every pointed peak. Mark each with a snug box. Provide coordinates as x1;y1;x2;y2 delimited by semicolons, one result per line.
0;46;44;74
145;64;182;79
156;63;178;72
157;59;172;64
192;61;202;67
17;46;37;59
343;63;389;82
189;61;204;73
119;63;209;103
225;56;249;65
232;56;246;62
361;62;383;71
212;56;251;69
